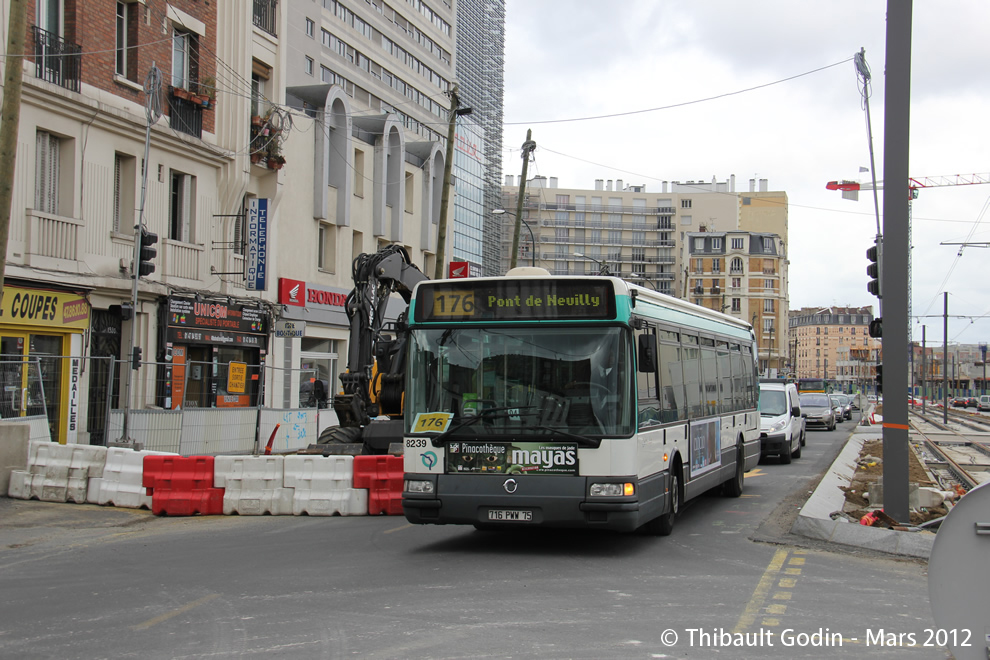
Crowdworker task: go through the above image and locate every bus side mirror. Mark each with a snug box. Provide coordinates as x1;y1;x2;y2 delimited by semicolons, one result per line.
638;334;657;372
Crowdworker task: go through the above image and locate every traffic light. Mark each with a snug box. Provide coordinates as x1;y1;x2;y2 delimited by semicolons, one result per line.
132;346;142;370
137;227;158;277
866;235;882;298
869;317;882;338
875;364;883;395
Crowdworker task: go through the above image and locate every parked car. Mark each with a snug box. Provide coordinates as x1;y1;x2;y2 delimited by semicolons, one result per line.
966;396;979;408
950;396;969;407
831;393;853;420
759;381;805;464
979;395;990;412
799;393;836;431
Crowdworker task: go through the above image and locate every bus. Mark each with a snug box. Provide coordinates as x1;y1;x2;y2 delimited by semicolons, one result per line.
796;378;836;394
400;270;761;535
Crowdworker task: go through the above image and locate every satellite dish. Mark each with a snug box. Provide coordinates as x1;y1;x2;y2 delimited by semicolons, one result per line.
928;481;990;660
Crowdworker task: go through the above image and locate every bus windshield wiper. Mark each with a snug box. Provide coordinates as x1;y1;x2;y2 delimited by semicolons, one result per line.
428;406;534;447
530;425;601;448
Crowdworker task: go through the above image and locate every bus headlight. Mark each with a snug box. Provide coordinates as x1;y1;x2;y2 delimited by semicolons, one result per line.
590;482;634;497
405;479;434;494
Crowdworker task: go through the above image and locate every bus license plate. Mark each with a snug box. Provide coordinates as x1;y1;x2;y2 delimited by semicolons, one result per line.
488;509;532;522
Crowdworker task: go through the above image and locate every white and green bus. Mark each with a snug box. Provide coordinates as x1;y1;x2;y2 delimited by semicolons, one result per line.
401;269;760;535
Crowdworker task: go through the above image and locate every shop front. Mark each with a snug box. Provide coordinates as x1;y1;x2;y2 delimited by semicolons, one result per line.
0;282;90;443
163;296;270;409
278;278;349;409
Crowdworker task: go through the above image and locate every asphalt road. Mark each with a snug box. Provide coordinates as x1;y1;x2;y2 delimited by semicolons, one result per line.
0;413;953;659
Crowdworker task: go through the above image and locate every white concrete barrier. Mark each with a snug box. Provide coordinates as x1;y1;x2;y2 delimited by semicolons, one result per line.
214;455;294;515
87;447;178;509
10;441;107;503
283;455;367;516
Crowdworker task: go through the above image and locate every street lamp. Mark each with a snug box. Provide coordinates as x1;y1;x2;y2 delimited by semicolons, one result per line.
574;252;611;275
630;272;658;290
493;209;534;267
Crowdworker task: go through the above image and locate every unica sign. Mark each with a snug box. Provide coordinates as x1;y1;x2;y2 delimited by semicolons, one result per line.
0;286;90;329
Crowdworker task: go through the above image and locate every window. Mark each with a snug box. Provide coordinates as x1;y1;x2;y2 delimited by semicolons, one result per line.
172;29;191;89
731;298;741;312
169;170;195;243
763;318;774;333
35;130;60;214
764;299;774;313
304;56;314;75
764;241;774;254
116;1;130;78
608;230;621;244
731;277;741;289
764;279;774;290
694;237;704;251
712;238;722;250
318;222;336;271
712;258;721;273
556;194;569;205
305;17;315;37
113;153;136;234
681;199;692;209
730;257;743;273
731;238;744;250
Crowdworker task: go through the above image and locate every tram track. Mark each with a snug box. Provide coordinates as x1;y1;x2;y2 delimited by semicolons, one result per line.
908;408;989;493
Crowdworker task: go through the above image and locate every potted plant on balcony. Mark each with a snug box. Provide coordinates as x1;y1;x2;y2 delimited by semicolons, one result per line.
171;84;193;101
266;139;285;170
197;75;217;109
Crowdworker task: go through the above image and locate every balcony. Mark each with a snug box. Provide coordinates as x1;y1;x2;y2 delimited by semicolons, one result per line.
33;27;81;92
253;0;278;37
168;92;203;139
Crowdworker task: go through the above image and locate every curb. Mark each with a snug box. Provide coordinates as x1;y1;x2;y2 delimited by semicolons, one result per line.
790;427;935;559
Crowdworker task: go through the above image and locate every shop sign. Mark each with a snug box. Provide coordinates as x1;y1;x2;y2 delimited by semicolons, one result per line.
0;285;89;329
227;361;247;394
168;297;268;335
274;320;305;338
246;198;269;291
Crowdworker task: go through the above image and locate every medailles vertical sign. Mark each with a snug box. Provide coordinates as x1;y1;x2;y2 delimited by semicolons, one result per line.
246;198;268;291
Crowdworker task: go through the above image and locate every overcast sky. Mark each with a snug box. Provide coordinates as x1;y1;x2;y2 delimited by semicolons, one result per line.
501;0;990;350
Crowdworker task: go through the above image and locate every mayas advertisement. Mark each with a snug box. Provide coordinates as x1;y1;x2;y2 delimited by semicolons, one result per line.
446;442;578;475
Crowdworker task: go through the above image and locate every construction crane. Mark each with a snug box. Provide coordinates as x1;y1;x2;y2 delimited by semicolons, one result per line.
826;173;990;200
826;173;990;344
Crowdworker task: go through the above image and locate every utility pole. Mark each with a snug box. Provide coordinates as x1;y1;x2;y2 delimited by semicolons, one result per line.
0;0;28;295
510;129;536;270
434;84;471;280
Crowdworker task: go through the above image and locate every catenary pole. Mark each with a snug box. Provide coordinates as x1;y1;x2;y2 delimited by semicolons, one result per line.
510;130;536;271
881;0;912;523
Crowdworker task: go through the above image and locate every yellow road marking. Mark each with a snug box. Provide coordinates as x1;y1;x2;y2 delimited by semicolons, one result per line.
744;468;767;479
733;548;788;634
384;523;413;534
131;594;219;631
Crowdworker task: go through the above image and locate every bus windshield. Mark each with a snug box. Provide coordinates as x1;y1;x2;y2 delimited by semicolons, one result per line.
405;326;635;438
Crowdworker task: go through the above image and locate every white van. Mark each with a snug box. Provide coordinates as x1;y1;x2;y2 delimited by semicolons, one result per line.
979;395;990;412
759;380;805;464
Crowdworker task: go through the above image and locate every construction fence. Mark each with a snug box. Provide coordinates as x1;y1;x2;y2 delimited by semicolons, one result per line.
0;354;338;454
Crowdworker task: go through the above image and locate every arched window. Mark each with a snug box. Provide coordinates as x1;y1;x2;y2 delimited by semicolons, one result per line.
730;257;743;273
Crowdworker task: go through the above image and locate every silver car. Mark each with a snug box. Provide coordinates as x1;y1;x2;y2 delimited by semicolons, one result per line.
799;393;836;431
830;393;853;420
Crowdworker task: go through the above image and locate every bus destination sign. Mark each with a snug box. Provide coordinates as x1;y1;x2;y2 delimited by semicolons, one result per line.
416;280;615;322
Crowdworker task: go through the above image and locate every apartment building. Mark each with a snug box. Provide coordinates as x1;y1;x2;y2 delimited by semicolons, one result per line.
1;1;448;444
686;230;787;377
788;306;880;391
499;176;788;371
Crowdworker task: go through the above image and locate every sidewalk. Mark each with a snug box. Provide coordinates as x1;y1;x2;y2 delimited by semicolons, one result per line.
790;421;936;559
